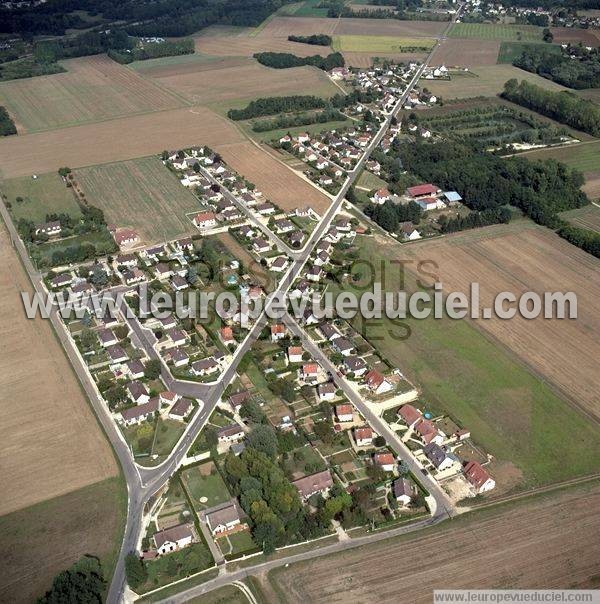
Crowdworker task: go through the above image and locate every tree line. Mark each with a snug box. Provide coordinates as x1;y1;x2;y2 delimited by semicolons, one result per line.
502;79;600;137
253;108;346;132
514;45;600;89
288;34;332;46
0;106;16;136
0;0;293;37
253;51;345;71
363;200;423;233
109;38;194;64
227;95;329;120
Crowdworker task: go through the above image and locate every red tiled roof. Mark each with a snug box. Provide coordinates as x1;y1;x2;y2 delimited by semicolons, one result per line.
407;183;438;197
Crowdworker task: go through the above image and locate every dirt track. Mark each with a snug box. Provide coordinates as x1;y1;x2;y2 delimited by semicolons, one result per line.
269;482;600;602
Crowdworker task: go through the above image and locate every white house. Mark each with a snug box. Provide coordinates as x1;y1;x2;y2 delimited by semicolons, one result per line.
206;503;242;535
335;404;353;423
318;382;336;402
364;370;393;395
193;212;217;230
153;524;194;555
354;426;373;447
464;461;496;493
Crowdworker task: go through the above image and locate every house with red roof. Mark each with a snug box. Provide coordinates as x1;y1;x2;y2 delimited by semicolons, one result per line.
373;452;395;472
414;418;444;446
464;461;495;493
192;211;217;230
335;404;353;423
364;370;393;395
406;183;441;199
398;404;422;428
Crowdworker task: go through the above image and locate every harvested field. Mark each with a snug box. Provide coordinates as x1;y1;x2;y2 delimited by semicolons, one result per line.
268;482;600;602
334;17;446;37
550;26;600;47
0;105;243;179
431;38;501;68
523;140;600;174
332;35;435;53
582;174;600;199
151;59;338;106
75;157;200;244
0;55;187;133
255;16;338;37
423;64;567;99
449;23;543;41
343;51;427;68
195;35;332;58
0;222;118;517
215;141;332;215
403;226;600;420
560;205;600;233
0;477;125;603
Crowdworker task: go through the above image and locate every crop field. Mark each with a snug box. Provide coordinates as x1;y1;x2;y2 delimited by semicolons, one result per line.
560;205;600;233
334;17;446;37
150;59;339;106
497;41;561;64
0;222;118;516
0;55;188;133
332;35;435;53
449;23;544;42
254;16;338;37
0;477;125;603
432;38;501;67
267;482;600;601
422;65;567;99
75;157;200;244
215;141;332;215
523;140;600;174
335;232;600;488
0;105;244;179
1;172;82;223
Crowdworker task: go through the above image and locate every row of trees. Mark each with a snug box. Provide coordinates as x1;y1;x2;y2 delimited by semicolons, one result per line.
439;207;512;233
557;224;600;258
288;34;332;46
363;200;423;233
109;38;194;64
253;51;345;71
0;106;16;136
502;78;600;137
514;45;600;89
253;108;346;132
227;95;328;120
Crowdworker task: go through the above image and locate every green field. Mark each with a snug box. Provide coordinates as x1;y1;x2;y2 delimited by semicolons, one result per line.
282;0;329;17
224;530;258;557
1;172;82;223
129;52;223;72
497;41;561;64
182;462;232;510
332;35;436;53
76;156;200;244
576;88;600;104
333;236;600;488
356;169;387;191
152;418;186;457
35;229;117;264
423;64;567;100
450;23;544;42
243;118;350;143
524;140;600;173
560;205;600;234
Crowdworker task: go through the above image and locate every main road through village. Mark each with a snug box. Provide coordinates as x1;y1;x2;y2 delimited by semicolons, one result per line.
0;8;463;602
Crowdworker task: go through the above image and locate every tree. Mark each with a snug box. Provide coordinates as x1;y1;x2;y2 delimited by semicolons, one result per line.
104;384;126;409
144;359;161;380
79;327;97;350
41;555;106;603
89;264;108;286
246;424;279;457
124;553;147;589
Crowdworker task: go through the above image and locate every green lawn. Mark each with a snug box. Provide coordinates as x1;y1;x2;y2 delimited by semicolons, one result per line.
450;23;544;41
244;360;276;402
181;463;232;510
356;169;387;191
33;229;116;263
226;530;258;556
497;41;561;64
2;172;82;223
333;236;600;488
243;118;350;143
152;418;186;457
332;35;436;53
121;421;156;457
282;445;327;479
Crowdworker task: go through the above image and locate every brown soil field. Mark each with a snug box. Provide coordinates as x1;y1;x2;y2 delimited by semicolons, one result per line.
343;51;427;68
0;105;243;179
257;16;339;37
195;35;332;58
432;38;501;67
0;55;188;133
400;225;600;420
0;477;124;603
334;17;447;37
551;26;600;47
0;223;118;517
151;60;338;105
582;173;600;199
268;482;600;602
215;141;332;215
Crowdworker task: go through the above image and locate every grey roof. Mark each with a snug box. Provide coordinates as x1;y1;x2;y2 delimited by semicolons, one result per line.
206;503;241;531
153;523;193;548
423;443;448;468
